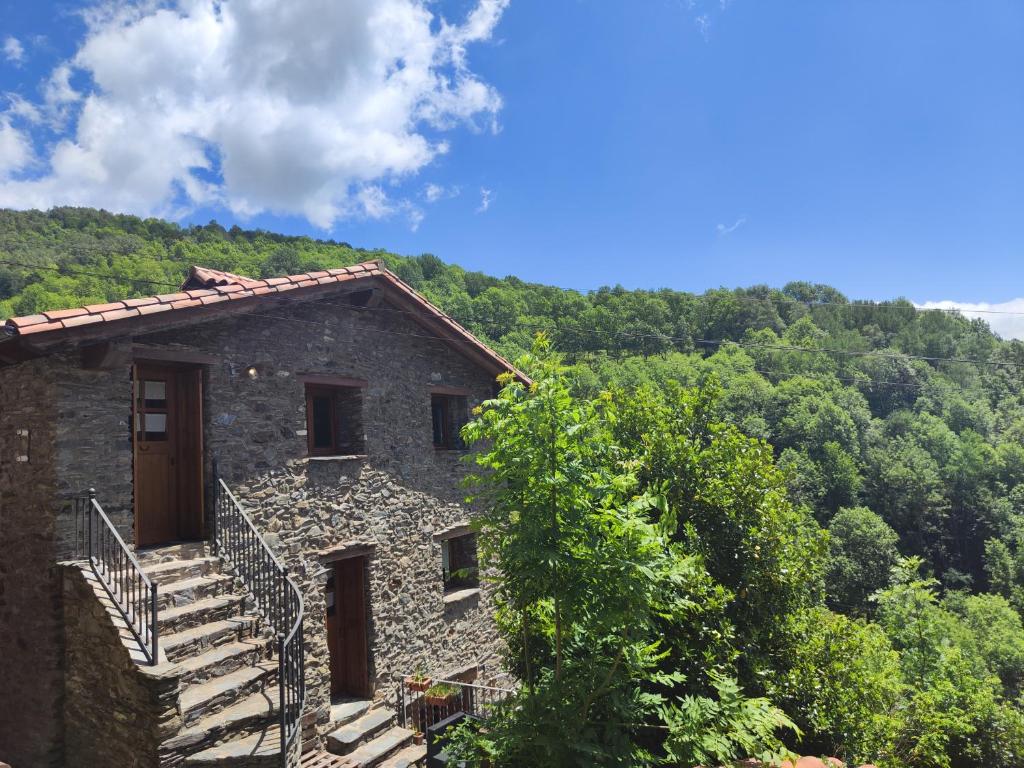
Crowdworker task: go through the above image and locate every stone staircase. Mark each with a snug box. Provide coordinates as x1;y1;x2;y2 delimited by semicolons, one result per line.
322;699;425;767
128;542;423;767
132;543;283;766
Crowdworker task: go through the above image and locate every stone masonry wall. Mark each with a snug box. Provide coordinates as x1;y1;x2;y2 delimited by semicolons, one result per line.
62;564;178;768
0;358;63;768
49;291;506;746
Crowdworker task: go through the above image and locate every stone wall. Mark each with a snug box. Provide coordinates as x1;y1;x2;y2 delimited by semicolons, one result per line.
62;564;179;768
0;358;63;768
47;291;506;745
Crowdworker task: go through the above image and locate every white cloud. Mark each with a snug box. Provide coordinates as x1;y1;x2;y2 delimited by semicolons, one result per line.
476;187;492;213
3;37;24;64
423;182;460;203
0;0;507;228
0;116;33;178
425;183;445;203
914;299;1024;340
716;216;746;235
694;14;711;40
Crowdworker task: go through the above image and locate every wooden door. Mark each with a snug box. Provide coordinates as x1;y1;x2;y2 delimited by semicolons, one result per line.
133;364;204;547
326;557;370;698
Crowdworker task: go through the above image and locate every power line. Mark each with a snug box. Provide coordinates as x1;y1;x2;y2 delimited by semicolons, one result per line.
3;256;1023;371
4;255;1024;317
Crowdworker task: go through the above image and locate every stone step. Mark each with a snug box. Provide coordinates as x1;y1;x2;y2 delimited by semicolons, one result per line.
182;725;287;767
144;555;221;584
182;723;282;767
328;699;372;729
162;616;261;663
377;744;426;768
157;573;236;610
181;662;278;726
164;686;280;757
345;727;414;768
326;708;395;754
159;594;247;634
175;637;271;686
136;541;212;564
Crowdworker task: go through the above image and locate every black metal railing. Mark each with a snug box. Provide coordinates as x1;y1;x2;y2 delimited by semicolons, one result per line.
74;489;159;665
212;463;304;767
398;674;514;737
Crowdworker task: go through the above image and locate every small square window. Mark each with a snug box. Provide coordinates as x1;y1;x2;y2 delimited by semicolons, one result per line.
442;533;478;591
305;384;364;456
432;394;468;450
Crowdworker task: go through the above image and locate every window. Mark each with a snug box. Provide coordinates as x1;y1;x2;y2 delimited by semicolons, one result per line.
431;394;468;450
135;377;170;441
305;384;364;456
441;533;478;591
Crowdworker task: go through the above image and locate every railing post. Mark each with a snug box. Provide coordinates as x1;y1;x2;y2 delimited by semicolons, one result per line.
278;632;287;767
150;581;159;666
211;458;219;556
87;488;96;562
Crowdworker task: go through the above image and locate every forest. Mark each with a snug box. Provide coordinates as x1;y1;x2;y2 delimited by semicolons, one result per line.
4;207;1024;766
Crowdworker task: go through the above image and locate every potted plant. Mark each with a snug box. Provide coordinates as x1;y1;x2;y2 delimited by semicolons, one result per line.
413;730;424;746
405;670;431;693
424;682;462;708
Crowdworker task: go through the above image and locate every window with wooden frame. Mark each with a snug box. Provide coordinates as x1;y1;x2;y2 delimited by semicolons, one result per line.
305;383;365;456
441;533;478;591
431;393;468;450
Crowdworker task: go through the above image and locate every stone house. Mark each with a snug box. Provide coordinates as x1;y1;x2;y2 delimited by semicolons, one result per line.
0;261;523;768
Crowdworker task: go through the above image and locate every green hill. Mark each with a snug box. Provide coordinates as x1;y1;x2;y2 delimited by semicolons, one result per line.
3;206;1024;593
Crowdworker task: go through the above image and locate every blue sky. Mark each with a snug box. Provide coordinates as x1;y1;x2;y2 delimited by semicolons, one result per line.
1;1;1023;315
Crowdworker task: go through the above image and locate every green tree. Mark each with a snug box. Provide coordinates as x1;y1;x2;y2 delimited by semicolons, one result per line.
454;337;794;767
826;506;901;615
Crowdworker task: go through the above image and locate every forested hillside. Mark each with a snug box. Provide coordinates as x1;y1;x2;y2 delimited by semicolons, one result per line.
5;207;1024;765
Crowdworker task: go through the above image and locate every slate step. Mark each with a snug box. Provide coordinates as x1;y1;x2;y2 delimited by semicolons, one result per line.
136;542;211;565
165;686;280;756
182;723;281;766
144;556;221;584
326;708;395;754
159;594;247;634
157;573;236;610
175;637;271;686
181;662;278;725
345;727;414;768
329;699;372;729
377;743;426;768
162;616;261;663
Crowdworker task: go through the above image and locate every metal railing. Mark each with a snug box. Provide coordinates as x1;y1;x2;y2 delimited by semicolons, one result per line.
398;674;514;737
212;463;305;767
74;489;159;665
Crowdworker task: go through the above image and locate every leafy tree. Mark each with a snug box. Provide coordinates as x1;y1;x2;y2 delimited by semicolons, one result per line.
454;337;794;767
826;506;901;615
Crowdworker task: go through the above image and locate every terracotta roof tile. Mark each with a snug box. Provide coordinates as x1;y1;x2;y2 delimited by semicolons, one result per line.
83;301;127;313
42;307;88;321
61;313;104;328
137;303;173;317
9;314;50;328
99;308;141;323
157;292;191;303
122;297;158;308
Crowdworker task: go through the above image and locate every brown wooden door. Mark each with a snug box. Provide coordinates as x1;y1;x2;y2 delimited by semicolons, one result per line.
326;557;370;698
134;364;204;547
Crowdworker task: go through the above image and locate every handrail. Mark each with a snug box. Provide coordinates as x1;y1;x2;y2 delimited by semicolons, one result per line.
212;462;305;767
74;489;159;665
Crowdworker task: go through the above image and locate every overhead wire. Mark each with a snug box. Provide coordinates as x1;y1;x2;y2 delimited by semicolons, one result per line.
3;257;1023;381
